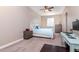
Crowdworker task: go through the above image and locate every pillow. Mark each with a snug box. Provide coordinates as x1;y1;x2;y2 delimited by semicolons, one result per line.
35;26;39;29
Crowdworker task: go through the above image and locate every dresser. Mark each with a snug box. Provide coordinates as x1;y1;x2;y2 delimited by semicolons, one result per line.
55;24;62;33
23;31;33;39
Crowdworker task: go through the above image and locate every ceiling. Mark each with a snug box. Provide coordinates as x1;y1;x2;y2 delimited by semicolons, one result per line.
29;6;65;16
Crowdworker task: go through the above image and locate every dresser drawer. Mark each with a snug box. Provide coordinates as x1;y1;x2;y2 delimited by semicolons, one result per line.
23;31;33;39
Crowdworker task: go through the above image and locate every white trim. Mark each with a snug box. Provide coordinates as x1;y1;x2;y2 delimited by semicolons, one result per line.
0;38;23;50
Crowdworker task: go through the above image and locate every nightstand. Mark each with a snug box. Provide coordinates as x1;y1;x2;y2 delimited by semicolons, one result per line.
23;31;33;39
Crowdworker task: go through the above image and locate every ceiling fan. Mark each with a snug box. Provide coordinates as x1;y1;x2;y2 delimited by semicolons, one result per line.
40;6;54;12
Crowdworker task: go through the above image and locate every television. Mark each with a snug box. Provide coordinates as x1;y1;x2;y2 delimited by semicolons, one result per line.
72;19;79;30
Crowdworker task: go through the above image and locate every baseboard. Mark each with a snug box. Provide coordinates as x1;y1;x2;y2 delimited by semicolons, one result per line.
0;38;23;50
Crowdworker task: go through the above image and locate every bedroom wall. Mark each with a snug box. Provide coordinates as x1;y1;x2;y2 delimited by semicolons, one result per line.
54;15;62;25
0;6;38;46
41;16;47;27
29;8;41;29
40;15;62;27
60;7;68;32
61;6;79;32
66;6;79;35
66;6;79;31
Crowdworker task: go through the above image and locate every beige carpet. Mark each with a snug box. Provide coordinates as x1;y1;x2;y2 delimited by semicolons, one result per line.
0;33;65;52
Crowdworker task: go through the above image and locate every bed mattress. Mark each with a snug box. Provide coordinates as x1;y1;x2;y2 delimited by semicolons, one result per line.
33;28;54;38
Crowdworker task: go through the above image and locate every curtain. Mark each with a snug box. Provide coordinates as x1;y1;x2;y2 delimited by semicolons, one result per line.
41;16;47;27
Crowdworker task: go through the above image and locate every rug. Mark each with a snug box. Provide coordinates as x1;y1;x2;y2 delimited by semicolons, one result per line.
40;44;69;52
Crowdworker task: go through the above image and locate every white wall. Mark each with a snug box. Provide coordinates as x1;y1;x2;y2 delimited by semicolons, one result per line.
54;15;62;25
30;16;41;28
61;7;79;32
29;8;41;29
0;6;39;46
60;7;69;32
67;7;79;31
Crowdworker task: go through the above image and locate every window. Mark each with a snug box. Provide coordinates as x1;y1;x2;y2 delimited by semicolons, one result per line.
47;17;54;27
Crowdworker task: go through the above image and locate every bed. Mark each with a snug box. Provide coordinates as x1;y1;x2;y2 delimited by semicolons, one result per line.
33;27;54;38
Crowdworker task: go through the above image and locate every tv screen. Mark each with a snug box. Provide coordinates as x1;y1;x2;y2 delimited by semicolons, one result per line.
72;20;79;30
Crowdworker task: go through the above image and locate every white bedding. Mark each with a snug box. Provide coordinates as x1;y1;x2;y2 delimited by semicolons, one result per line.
33;28;54;38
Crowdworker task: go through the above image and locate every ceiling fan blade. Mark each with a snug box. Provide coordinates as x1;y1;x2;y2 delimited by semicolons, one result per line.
44;6;48;9
49;6;54;9
48;9;52;11
40;6;54;12
40;6;47;10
